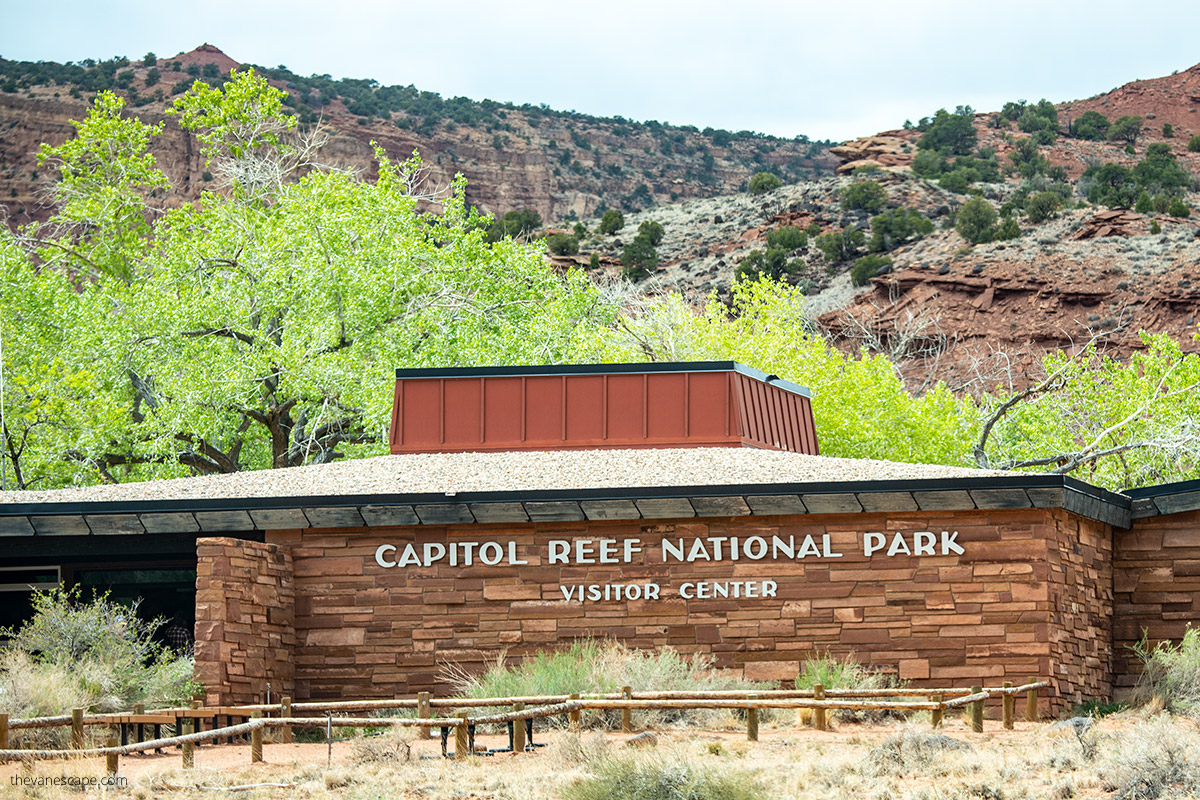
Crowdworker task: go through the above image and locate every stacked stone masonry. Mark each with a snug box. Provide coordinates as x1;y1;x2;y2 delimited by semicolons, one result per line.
195;537;296;706
1112;508;1200;696
193;508;1122;713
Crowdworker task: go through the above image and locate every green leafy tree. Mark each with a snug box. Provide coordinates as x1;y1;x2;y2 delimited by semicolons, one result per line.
637;219;665;246
841;180;887;213
34;91;168;281
956;197;998;244
1108;115;1143;145
1133;143;1190;193
1135;191;1153;214
1084;162;1139;208
917;108;977;155
748;171;782;195
142;52;157;67
1070;111;1110;141
598;209;625;235
1188;135;1200;153
1162;123;1174;138
620;235;658;280
1168;198;1191;218
1;72;618;487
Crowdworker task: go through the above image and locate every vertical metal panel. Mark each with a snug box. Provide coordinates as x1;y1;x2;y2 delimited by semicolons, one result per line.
606;374;644;440
400;380;442;447
646;373;686;440
391;364;819;454
565;376;605;441
524;376;564;443
686;372;727;439
483;378;523;443
443;379;482;445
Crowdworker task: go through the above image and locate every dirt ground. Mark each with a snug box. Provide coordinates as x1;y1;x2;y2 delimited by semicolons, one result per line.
3;711;1198;799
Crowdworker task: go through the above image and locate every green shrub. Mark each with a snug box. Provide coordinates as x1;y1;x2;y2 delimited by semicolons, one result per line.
815;228;866;263
748;171;782;195
598;209;625;235
797;651;904;722
1163;122;1175;138
573;221;588;239
1135;191;1153;214
736;248;799;282
588;252;600;270
567;752;766;800
850;254;892;286
1025;191;1062;223
448;639;760;729
994;217;1021;240
765;225;807;251
841;180;887;213
1130;626;1200;713
1168;198;1191;218
621;236;658;280
869;207;932;251
1104;716;1200;800
547;233;579;255
1150;220;1162;234
1189;134;1200;153
0;587;201;743
1134;143;1190;192
956;197;998;244
486;208;542;242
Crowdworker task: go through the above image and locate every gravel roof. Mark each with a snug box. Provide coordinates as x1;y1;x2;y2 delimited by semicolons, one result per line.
1;448;1020;506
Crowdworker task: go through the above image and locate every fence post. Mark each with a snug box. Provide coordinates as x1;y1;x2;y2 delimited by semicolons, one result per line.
513;703;526;752
0;712;8;751
1002;681;1014;730
134;703;145;744
251;712;263;763
455;713;470;760
746;694;758;742
190;701;203;748
418;692;431;739
281;696;292;744
105;734;119;776
813;684;827;732
970;685;984;733
1026;676;1038;722
621;686;633;733
931;694;943;729
182;718;195;769
71;708;84;749
569;693;581;732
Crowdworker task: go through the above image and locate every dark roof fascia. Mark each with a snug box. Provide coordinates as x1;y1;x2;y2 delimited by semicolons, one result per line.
394;361;812;399
0;473;1130;533
1124;478;1200;520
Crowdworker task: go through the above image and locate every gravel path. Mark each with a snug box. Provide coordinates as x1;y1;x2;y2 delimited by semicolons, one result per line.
1;448;1019;505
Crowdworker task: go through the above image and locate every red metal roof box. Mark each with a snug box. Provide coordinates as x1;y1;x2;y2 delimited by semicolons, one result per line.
390;362;818;455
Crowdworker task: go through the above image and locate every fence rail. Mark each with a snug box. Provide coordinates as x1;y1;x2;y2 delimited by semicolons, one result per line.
0;680;1049;770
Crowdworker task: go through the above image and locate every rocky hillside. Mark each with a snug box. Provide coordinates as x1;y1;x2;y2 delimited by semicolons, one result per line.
570;63;1200;388
0;44;834;227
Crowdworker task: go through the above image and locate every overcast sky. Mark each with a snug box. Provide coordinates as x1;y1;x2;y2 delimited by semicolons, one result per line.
2;1;1198;142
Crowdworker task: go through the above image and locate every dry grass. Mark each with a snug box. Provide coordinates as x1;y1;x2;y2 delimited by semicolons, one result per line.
4;712;1200;800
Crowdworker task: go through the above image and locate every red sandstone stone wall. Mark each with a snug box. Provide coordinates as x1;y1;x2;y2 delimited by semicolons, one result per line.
1113;510;1200;697
195;537;295;706
252;508;1111;713
1045;511;1113;707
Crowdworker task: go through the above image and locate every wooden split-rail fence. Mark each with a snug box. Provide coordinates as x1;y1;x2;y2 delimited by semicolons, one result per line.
0;680;1048;773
